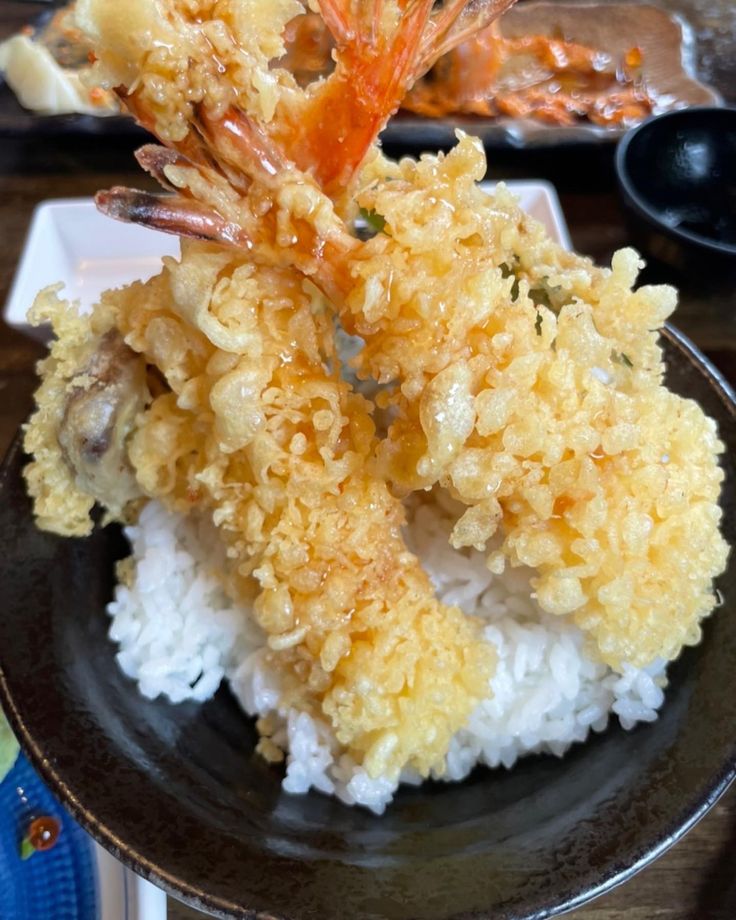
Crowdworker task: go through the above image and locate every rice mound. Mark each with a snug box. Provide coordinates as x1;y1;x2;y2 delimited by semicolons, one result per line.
108;493;667;814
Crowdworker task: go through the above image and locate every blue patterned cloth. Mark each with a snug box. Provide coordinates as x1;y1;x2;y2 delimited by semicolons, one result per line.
0;752;98;920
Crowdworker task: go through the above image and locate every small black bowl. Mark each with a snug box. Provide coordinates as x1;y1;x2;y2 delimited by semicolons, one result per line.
616;107;736;282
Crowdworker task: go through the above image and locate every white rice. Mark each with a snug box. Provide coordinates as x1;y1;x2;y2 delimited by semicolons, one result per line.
107;494;667;814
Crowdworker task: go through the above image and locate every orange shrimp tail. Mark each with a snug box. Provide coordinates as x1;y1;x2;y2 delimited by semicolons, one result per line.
96;187;254;249
277;0;435;195
276;0;519;195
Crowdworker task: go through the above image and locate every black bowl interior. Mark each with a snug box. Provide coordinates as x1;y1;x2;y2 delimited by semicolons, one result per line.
0;327;735;920
617;108;736;253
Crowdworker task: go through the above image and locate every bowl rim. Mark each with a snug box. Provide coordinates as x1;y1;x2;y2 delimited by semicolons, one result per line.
615;105;736;258
1;324;735;920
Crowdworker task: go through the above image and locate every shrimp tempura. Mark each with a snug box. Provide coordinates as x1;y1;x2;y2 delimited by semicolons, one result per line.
25;242;494;780
77;0;728;670
23;0;728;793
341;137;728;668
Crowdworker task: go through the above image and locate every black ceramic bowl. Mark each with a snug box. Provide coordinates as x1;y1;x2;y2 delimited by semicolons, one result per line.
616;107;736;280
1;327;736;920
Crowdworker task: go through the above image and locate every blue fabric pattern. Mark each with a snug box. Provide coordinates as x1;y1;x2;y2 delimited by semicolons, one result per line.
0;752;98;920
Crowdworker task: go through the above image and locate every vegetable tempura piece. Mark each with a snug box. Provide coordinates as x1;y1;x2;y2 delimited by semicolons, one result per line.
24;290;148;535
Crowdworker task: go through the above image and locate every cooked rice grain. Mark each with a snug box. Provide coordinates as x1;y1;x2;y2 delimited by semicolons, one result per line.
108;494;667;813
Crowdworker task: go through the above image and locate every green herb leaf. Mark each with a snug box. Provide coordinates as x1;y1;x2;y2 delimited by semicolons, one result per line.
358;207;387;235
500;262;520;299
529;276;566;313
529;287;553;311
611;350;634;368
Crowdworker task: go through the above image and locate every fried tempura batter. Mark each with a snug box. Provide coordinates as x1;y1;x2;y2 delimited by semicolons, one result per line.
24;293;147;534
23;0;728;784
340;137;729;668
26;245;493;779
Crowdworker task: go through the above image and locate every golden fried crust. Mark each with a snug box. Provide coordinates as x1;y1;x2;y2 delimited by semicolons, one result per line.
24;287;148;536
342;136;728;669
23;286;109;536
88;241;494;778
76;0;303;139
18;0;727;791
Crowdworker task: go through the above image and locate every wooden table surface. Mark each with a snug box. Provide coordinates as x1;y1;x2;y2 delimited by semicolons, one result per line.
1;2;734;918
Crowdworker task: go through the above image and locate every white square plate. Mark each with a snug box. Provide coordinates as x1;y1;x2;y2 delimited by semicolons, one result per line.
4;181;571;339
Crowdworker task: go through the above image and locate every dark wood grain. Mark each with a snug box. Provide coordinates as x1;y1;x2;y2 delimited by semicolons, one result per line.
0;2;734;918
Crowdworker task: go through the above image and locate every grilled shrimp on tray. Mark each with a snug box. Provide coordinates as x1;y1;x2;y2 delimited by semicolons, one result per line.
23;0;728;801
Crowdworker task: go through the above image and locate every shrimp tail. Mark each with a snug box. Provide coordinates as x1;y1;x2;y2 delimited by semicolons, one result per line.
95;188;252;249
278;0;435;194
275;0;517;195
92;0;520;266
194;105;289;189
